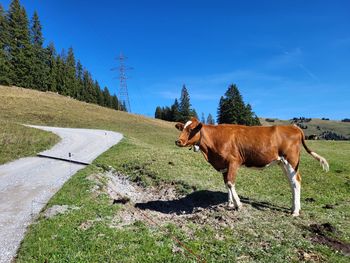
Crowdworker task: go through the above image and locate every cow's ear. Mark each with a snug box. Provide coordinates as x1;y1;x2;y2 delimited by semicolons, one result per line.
193;122;202;134
175;123;184;131
190;117;199;123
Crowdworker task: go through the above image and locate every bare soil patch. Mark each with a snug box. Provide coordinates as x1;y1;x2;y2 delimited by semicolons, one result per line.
89;170;240;230
308;223;350;256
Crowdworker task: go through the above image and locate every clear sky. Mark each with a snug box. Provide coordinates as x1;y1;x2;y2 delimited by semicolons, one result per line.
2;0;349;120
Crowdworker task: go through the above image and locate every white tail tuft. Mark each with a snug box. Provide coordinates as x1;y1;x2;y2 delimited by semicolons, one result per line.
311;152;329;172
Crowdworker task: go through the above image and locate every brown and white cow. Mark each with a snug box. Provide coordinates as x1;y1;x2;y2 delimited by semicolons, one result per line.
175;117;329;216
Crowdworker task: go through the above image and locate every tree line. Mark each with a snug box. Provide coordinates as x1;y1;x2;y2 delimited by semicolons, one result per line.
155;85;198;122
0;0;125;111
155;83;260;126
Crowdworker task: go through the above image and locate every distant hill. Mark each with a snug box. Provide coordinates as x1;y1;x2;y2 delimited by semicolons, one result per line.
260;118;350;140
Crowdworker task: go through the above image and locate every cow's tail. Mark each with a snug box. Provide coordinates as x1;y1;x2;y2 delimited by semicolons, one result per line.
295;125;329;172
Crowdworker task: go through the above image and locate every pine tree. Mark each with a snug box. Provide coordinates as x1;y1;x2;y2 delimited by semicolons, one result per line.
244;103;261;126
217;84;260;126
55;52;66;93
30;11;42;46
102;86;112;107
46;42;57;92
0;1;122;111
111;94;119;110
82;70;97;103
7;0;34;88
190;108;198;119
75;60;84;99
163;106;172;120
0;4;12;85
155;106;162;119
62;47;77;96
170;98;180;121
154;85;198;122
96;84;104;106
179;85;191;122
201;112;206;123
217;96;226;124
207;113;214;124
30;11;48;90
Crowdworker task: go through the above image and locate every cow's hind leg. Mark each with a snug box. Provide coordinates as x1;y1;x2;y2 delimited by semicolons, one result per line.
223;163;242;210
279;156;301;216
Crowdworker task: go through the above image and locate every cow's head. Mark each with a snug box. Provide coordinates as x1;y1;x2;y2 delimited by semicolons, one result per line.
175;117;202;147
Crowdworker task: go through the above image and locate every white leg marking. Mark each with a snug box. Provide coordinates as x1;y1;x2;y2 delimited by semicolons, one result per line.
280;157;301;216
226;183;234;207
227;183;242;210
184;121;192;129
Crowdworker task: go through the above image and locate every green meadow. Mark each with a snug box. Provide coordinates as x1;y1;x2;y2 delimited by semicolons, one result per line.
1;86;349;262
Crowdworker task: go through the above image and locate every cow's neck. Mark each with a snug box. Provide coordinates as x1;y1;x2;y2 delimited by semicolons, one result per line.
198;125;212;161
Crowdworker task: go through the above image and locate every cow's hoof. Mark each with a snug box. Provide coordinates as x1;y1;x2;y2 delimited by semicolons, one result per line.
236;204;243;211
292;211;300;217
227;202;235;208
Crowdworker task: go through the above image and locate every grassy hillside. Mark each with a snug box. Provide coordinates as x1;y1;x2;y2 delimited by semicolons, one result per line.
260;118;350;138
1;86;349;262
0;119;59;164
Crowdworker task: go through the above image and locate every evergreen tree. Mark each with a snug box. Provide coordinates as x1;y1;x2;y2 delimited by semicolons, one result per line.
46;42;57;92
62;47;77;96
102;86;112;107
243;103;260;125
82;70;97;103
207;113;215;124
75;60;84;99
97;89;104;106
55;52;66;93
179;85;191;122
217;96;226;124
201;112;206;123
92;80;102;106
190;108;198;119
7;0;33;88
155;106;162;119
217;84;260;126
0;4;12;85
170;98;180;121
154;85;198;122
30;11;43;46
111;94;119;110
30;11;48;90
0;1;125;112
164;106;173;120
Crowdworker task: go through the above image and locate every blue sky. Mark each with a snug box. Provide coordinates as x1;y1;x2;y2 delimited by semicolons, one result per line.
2;0;349;120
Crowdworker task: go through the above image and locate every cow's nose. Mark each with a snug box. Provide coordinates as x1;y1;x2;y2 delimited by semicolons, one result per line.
175;140;180;146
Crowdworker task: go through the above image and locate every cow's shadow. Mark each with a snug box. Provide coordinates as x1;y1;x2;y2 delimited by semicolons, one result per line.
135;190;289;215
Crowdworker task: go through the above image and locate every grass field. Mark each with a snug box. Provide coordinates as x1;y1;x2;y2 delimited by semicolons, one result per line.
0;119;59;164
260;118;350;138
1;86;349;262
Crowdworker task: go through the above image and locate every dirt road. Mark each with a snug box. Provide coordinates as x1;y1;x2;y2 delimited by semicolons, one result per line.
0;126;123;263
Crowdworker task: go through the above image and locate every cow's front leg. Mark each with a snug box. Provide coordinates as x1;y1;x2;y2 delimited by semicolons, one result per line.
223;163;242;210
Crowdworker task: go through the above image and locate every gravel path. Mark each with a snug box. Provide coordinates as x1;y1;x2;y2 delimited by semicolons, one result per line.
0;126;123;263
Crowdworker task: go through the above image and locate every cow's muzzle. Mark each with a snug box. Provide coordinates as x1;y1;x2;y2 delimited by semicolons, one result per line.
175;140;183;147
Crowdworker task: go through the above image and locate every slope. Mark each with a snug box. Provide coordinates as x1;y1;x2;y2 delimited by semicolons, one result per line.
0;85;349;262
